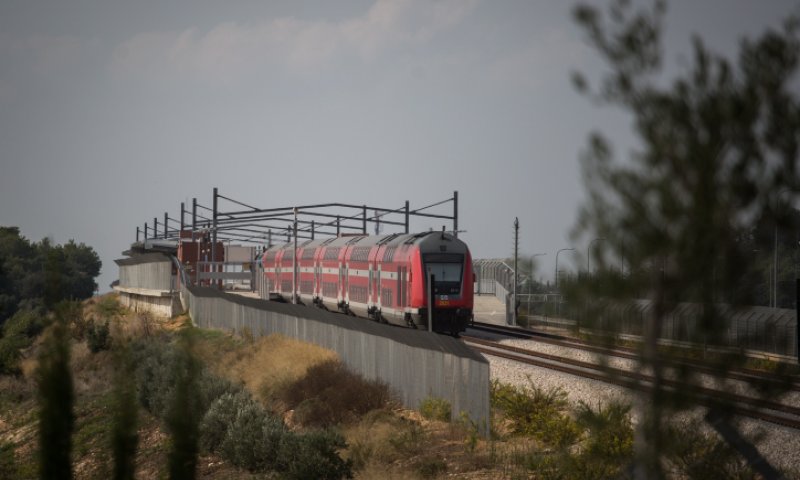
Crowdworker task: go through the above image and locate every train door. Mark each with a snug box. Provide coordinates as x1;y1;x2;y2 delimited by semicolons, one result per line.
314;261;320;298
368;264;373;307
344;262;349;303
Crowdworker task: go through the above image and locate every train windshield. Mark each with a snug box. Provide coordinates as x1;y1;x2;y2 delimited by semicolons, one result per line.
423;253;464;295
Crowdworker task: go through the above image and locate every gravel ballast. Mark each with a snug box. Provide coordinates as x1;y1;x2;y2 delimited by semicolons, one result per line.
485;339;800;475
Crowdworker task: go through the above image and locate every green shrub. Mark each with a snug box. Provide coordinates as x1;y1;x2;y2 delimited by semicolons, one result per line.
3;308;47;338
0;309;47;374
277;429;353;480
0;334;27;375
216;394;286;471
201;390;352;479
419;397;451;422
282;360;393;427
199;391;248;454
0;441;15;479
131;337;177;418
96;295;122;319
87;321;111;353
491;379;580;447
665;421;756;479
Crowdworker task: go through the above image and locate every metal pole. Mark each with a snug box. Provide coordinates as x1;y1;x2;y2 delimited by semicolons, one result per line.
154;217;158;239
555;248;575;290
405;200;410;234
588;238;605;274
453;190;458;238
293;208;298;304
192;197;197;235
513;217;519;326
144;223;148;240
774;224;778;308
180;202;185;232
362;205;367;235
428;270;435;332
136;227;140;242
337;216;341;236
211;187;217;269
267;230;272;248
213;187;218;288
311;220;315;240
164;212;168;239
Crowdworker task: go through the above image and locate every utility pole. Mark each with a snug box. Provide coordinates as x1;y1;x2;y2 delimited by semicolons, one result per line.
513;217;519;326
293;207;298;304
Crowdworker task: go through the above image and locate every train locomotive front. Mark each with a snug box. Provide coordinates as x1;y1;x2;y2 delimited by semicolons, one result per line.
260;231;474;335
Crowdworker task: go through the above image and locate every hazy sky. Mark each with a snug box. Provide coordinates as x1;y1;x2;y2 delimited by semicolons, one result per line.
1;0;798;292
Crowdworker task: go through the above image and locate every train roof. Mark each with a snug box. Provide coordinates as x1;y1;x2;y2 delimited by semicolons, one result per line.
262;231;468;252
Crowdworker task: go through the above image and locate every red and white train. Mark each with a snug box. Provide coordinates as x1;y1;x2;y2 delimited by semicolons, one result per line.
259;231;474;334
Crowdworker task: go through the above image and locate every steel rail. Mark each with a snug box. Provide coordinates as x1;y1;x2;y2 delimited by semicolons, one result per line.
466;339;800;430
469;322;800;392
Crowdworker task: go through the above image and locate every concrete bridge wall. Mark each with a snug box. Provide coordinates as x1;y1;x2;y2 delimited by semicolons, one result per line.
182;285;491;432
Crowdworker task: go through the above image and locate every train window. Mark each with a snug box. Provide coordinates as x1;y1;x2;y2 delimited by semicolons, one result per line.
423;254;464;295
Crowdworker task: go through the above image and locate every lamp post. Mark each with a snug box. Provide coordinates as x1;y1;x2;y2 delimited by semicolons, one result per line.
587;237;605;274
555;248;575;290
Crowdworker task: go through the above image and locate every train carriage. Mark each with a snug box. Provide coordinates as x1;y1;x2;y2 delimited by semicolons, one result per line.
261;231;473;334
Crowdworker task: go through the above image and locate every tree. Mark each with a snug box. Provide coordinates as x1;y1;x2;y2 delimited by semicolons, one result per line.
0;227;101;325
166;331;202;480
37;305;76;480
111;347;138;480
571;0;799;477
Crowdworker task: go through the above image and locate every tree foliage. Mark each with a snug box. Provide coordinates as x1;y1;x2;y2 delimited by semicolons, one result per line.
571;0;799;477
36;310;75;480
0;227;101;325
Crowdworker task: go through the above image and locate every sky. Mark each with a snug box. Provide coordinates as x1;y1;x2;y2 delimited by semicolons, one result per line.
1;0;799;292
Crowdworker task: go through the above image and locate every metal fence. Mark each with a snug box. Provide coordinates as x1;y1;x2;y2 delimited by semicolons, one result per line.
473;258;797;358
514;295;797;358
196;261;255;290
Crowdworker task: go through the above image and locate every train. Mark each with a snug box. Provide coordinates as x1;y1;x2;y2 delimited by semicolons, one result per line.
259;230;474;335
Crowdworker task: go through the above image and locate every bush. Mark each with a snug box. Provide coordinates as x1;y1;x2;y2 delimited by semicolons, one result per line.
214;393;286;471
201;390;352;479
0;334;27;375
131;338;177;418
95;295;121;319
3;308;47;339
491;379;580;447
419;397;451;422
0;441;15;479
87;321;111;353
281;360;393;427
277;429;353;480
0;308;47;374
665;421;756;479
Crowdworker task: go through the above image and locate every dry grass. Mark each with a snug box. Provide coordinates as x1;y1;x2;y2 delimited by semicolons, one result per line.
203;333;338;408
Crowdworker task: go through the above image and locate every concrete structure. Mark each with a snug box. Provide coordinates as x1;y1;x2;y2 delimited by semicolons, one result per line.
181;284;491;432
114;253;182;318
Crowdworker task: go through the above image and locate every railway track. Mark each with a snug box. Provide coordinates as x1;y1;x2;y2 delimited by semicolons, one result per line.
464;334;800;430
468;322;800;393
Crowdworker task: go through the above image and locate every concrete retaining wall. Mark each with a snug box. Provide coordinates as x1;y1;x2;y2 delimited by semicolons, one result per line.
116;253;174;291
116;287;182;318
182;285;490;432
